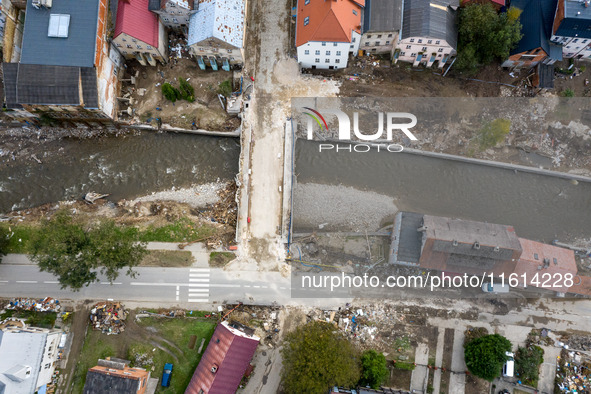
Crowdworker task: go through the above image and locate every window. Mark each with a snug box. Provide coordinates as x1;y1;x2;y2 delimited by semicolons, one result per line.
147;45;152;49
227;49;232;53
315;58;320;63
336;51;341;55
428;40;432;44
132;38;137;43
173;18;178;23
326;50;331;55
116;43;122;47
353;9;358;15
411;53;416;57
418;39;422;43
352;37;356;42
350;44;354;49
315;50;320;55
325;58;330;63
48;14;70;38
574;38;579;43
422;46;427;51
335;59;340;63
438;48;443;52
199;47;205;51
122;51;127;54
400;51;405;56
304;49;310;55
377;35;382;38
365;42;370;45
367;34;372;38
304;16;309;26
406;45;411;49
333;42;338;46
386;41;390;44
322;42;326;46
388;34;393;38
305;0;310;4
122;38;127;42
127;44;132;48
375;41;380;46
410;38;415;43
435;40;440;44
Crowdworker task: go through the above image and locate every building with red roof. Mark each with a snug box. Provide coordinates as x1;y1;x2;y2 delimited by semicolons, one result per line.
113;0;167;66
296;0;365;69
185;321;259;394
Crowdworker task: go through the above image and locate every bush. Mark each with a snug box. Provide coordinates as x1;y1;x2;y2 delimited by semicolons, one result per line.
218;80;233;97
360;350;389;389
464;334;512;381
477;118;511;150
161;82;181;102
179;78;195;102
393;361;416;370
515;345;544;387
561;88;575;97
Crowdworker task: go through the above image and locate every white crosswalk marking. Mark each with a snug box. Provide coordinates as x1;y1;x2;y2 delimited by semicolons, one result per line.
187;268;210;303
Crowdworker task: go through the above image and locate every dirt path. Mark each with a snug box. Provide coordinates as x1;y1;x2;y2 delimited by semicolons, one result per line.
60;303;90;393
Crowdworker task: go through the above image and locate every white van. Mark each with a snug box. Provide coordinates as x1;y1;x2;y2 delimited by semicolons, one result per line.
503;352;515;377
482;282;510;294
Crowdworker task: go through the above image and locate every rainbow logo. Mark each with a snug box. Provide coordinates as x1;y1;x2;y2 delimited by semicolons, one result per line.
302;107;329;132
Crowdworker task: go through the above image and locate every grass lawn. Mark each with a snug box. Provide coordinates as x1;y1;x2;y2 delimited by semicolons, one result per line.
140;250;193;267
0;310;57;329
209;251;235;268
70;314;216;394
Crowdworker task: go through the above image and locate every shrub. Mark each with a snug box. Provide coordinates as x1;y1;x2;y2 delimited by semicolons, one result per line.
477;118;511;150
561;88;575;97
161;82;181;102
393;361;416;370
218;80;233;97
179;78;195;102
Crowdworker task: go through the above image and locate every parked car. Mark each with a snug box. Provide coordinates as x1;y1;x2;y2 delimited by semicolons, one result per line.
161;363;173;387
482;282;510;294
502;352;514;377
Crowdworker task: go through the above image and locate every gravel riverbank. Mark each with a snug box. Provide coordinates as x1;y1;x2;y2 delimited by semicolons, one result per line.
293;182;398;232
129;182;228;208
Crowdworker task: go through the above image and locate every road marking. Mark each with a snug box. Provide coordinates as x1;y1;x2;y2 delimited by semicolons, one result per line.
176;285;180;301
243;285;251;288
210;284;240;288
261;286;268;289
0;280;9;283
189;278;209;282
100;282;122;285
253;285;261;288
190;268;210;272
43;281;60;284
189;273;210;277
279;287;287;290
187;299;209;303
188;288;209;293
16;280;38;284
130;282;209;287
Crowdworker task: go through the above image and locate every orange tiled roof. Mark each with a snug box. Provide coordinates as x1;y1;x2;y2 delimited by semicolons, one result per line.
513;238;578;293
296;0;365;47
569;275;591;296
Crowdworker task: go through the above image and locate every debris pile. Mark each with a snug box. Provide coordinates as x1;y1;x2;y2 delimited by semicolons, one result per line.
556;349;591;393
202;181;237;227
562;335;591;352
90;302;127;335
219;304;281;347
6;297;61;312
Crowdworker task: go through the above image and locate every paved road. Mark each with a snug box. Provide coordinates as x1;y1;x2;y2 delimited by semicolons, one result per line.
0;263;294;306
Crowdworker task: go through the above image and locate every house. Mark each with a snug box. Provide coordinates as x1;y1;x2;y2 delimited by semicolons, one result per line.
394;0;459;68
502;0;562;68
0;325;61;394
187;0;246;71
513;238;578;293
83;358;152;394
360;0;402;56
551;0;591;60
185;321;259;394
113;0;167;66
148;0;196;34
295;0;365;70
1;0;120;124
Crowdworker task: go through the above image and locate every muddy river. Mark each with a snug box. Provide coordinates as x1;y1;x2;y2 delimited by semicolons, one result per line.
294;139;591;242
0;132;240;212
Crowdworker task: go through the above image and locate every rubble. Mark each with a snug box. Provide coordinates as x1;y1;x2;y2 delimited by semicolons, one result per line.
556;348;591;393
90;302;127;335
6;297;61;312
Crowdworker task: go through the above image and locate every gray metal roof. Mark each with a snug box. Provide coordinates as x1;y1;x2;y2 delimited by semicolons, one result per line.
364;0;402;33
401;0;458;49
20;0;100;68
0;331;47;394
83;370;141;394
396;211;424;263
2;63;98;107
148;0;161;11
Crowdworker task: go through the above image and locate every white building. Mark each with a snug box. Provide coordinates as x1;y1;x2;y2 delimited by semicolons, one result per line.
187;0;246;71
395;0;458;68
551;0;591;60
296;0;365;70
0;325;61;394
148;0;197;34
360;0;402;56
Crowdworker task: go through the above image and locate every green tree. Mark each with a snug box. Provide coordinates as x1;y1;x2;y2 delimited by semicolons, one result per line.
179;78;195;102
281;321;361;394
0;226;9;262
161;82;181;102
360;350;389;389
464;334;512;381
30;212;147;290
218;80;233;98
456;3;523;73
